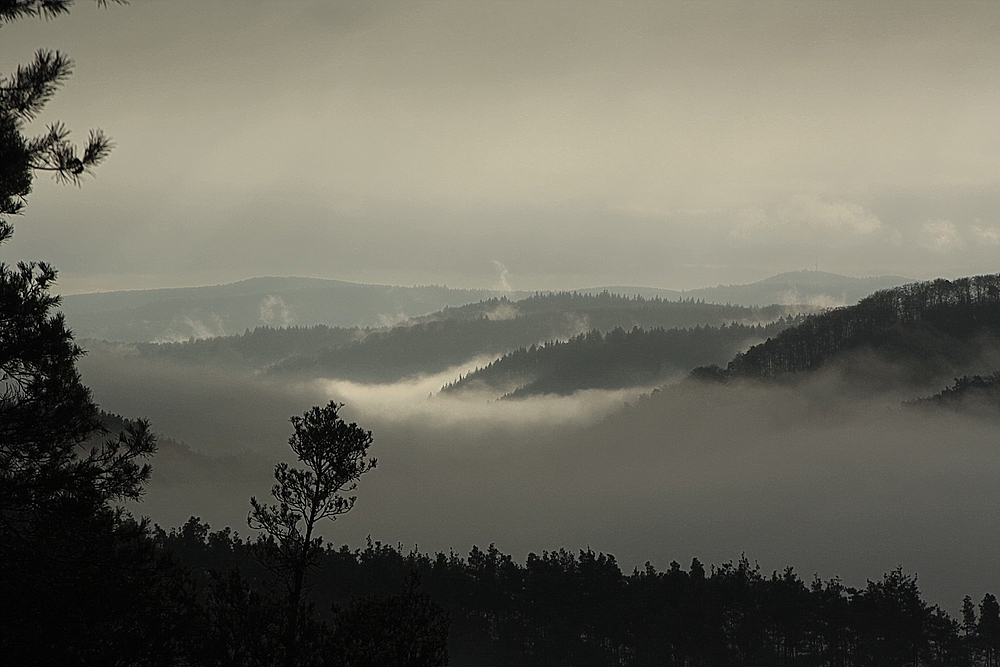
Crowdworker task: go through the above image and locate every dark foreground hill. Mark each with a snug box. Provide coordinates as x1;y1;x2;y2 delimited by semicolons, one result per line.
159;518;983;667
694;273;1000;394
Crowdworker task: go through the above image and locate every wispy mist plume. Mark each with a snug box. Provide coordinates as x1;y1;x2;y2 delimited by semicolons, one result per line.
258;295;294;326
493;261;513;294
151;315;228;344
484;301;519;321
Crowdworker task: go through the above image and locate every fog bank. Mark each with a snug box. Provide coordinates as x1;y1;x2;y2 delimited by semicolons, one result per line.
77;348;1000;612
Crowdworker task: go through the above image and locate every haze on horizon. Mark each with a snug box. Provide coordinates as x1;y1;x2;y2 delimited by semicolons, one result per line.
2;0;999;295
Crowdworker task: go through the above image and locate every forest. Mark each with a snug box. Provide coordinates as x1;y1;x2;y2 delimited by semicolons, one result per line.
717;275;1000;384
118;291;799;384
149;517;1000;667
5;2;1000;666
442;319;799;398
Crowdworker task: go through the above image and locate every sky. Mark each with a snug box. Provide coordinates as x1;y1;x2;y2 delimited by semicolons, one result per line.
3;0;1000;294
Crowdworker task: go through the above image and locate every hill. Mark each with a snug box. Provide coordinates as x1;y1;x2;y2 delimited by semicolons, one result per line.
694;274;1000;391
60;277;531;342
129;292;799;384
678;270;912;307
908;372;1000;420
418;291;795;326
60;271;900;343
442;319;798;399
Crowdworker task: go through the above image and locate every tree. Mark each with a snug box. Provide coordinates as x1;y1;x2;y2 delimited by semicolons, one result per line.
328;573;450;667
249;400;376;667
1;1;119;21
0;0;152;555
0;3;183;664
981;594;1000;667
1;4;117;243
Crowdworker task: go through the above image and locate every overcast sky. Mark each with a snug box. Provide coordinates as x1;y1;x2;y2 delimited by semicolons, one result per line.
3;0;999;294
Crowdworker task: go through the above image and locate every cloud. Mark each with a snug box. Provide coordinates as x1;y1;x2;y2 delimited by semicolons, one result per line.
971;224;1000;246
730;195;889;246
318;358;642;428
485;301;519;321
921;219;964;251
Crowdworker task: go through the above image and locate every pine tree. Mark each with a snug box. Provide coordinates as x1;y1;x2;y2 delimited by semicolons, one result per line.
249;401;376;667
0;3;184;664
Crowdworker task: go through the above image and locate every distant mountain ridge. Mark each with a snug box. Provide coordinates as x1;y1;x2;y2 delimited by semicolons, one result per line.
578;271;910;307
62;271;908;343
61;277;532;342
678;270;912;307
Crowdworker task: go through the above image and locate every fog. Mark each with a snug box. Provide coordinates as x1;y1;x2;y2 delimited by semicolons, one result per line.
77;346;1000;612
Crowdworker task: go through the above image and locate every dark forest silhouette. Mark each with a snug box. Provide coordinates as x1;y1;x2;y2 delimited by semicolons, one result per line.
5;2;1000;665
158;517;1000;667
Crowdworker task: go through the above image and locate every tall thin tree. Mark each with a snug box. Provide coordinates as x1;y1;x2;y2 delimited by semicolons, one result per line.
249;400;376;667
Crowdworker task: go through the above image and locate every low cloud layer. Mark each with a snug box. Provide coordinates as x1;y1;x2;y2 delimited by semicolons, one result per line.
4;1;1000;292
78;344;1000;613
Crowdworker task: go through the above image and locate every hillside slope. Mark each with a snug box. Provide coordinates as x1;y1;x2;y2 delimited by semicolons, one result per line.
680;270;911;307
102;292;799;385
443;320;798;399
696;274;1000;391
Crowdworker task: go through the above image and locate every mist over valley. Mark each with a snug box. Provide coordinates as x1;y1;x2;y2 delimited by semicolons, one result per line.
73;273;1000;612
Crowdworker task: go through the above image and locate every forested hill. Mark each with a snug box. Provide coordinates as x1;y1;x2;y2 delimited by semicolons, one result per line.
60;273;848;344
417;291;798;328
908;372;1000;419
699;274;1000;385
272;294;795;384
442;320;798;398
118;293;800;384
125;325;363;370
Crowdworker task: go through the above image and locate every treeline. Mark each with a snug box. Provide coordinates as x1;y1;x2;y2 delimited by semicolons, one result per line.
128;292;799;385
429;291;797;327
908;372;1000;417
154;517;1000;667
700;275;1000;381
132;324;363;369
443;319;799;398
274;312;599;383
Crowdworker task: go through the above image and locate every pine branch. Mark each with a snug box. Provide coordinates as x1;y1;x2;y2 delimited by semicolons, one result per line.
0;50;73;120
0;0;127;24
